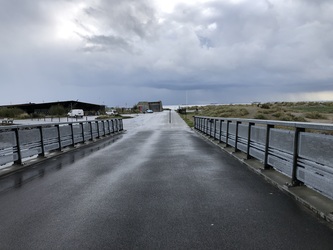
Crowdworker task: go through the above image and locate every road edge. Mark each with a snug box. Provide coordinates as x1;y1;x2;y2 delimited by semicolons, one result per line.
193;128;333;228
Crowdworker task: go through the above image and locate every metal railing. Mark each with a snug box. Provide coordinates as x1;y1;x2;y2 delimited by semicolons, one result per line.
0;119;123;167
194;116;333;200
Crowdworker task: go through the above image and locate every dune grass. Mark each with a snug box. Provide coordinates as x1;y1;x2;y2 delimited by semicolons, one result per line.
180;102;333;127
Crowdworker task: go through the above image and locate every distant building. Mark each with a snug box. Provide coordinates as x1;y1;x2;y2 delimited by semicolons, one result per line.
137;101;163;113
0;100;105;116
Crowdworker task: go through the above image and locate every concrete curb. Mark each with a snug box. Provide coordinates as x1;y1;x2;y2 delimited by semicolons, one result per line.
194;129;333;227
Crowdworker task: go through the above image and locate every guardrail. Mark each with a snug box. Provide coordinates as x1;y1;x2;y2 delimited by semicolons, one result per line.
0;119;123;167
194;116;333;200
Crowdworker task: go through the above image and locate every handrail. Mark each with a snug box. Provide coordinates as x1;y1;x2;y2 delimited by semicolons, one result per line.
194;116;333;200
195;116;333;131
0;119;123;167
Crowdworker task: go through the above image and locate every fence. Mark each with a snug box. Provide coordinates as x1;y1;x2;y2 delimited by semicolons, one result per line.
0;119;123;168
194;116;333;200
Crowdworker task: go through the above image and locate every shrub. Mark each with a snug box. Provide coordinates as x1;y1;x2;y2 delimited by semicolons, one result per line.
0;107;25;118
260;103;270;109
261;110;272;114
272;112;282;118
31;113;43;118
17;113;30;119
238;108;249;116
278;113;306;122
95;115;110;120
305;112;327;119
49;105;66;116
254;114;267;120
294;116;307;122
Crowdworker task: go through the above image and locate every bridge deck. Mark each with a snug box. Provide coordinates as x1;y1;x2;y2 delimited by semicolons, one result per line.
0;111;332;249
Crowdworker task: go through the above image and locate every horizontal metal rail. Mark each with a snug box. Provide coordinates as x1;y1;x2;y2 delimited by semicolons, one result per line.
194;116;333;200
0;119;123;167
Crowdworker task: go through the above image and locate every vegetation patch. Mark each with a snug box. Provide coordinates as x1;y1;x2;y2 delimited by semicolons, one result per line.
179;114;194;127
305;112;327;119
254;114;267;120
178;101;333;127
95;114;128;120
0;107;25;118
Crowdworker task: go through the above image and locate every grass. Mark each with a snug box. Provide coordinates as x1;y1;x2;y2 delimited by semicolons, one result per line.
178;101;333;127
95;114;132;120
179;114;195;127
286;102;333;113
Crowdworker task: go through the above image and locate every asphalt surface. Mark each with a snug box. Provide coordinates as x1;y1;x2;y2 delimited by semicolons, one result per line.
0;111;333;249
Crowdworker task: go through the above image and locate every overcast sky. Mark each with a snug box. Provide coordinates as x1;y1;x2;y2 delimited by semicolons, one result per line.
1;0;333;107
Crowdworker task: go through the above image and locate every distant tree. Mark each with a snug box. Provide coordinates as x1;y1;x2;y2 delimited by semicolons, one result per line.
0;107;25;118
49;105;66;116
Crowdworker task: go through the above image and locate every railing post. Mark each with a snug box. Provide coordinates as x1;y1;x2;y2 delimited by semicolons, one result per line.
291;127;305;186
211;119;214;137
207;118;210;135
219;119;223;143
118;119;124;132
234;121;241;152
225;120;231;147
264;124;274;169
115;119;119;132
38;126;46;157
111;120;114;133
14;128;23;165
96;121;100;138
103;121;106;136
81;122;85;143
89;121;94;141
106;120;110;135
205;118;208;134
198;118;201;131
57;124;62;151
202;118;204;132
246;122;255;159
203;118;205;132
202;118;204;133
213;119;217;139
70;123;75;146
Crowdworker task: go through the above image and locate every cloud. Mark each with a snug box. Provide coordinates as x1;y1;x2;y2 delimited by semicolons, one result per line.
1;0;333;106
81;34;133;52
72;0;159;53
153;1;333;90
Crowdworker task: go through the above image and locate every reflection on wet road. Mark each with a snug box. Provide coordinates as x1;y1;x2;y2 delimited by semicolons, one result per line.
0;134;123;192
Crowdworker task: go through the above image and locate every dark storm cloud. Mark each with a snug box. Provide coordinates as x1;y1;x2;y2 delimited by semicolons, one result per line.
154;0;333;96
1;0;333;106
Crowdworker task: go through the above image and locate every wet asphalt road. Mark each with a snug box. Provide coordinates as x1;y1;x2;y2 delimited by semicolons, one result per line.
0;111;333;249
